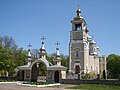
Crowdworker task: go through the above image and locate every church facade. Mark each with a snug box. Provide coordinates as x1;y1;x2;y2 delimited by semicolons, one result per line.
67;7;106;79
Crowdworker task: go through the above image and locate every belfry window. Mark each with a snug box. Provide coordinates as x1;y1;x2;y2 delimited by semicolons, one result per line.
75;24;82;31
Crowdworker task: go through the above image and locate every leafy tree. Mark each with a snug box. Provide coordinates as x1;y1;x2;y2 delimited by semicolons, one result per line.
14;48;27;66
107;54;120;78
0;36;27;77
61;54;68;67
38;63;47;76
46;55;54;64
50;53;68;67
0;46;14;77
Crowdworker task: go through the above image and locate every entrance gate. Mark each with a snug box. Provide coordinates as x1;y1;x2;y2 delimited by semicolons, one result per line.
75;65;80;74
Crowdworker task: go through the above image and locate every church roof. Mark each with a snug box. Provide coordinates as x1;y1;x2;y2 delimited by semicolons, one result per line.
18;58;53;70
19;65;30;70
47;65;67;71
18;58;67;71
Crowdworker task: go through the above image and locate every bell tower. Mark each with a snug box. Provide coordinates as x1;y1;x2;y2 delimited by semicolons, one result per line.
69;7;89;74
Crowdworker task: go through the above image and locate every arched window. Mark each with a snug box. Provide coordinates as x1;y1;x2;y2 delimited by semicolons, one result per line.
74;48;80;58
75;49;80;58
76;50;79;57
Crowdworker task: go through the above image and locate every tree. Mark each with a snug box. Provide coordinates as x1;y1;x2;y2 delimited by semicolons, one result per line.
0;36;27;77
31;49;39;59
50;53;68;67
46;55;54;64
61;54;68;67
0;36;17;50
14;48;27;66
107;54;120;79
38;63;47;76
0;45;14;77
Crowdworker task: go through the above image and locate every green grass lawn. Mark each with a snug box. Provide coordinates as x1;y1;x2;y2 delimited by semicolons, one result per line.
67;84;120;90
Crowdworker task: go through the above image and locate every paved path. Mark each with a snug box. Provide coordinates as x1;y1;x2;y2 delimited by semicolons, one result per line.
0;84;76;90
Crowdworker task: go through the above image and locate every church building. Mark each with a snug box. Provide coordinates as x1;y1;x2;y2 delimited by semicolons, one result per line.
67;7;106;79
18;6;107;82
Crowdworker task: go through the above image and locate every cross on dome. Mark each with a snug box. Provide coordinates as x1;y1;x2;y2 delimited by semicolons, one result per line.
41;36;46;43
55;41;60;49
76;4;81;17
27;43;32;61
27;43;32;50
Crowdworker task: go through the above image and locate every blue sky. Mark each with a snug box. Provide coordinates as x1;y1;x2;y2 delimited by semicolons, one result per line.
0;0;120;56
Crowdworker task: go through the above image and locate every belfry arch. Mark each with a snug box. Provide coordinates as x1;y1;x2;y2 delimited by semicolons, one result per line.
30;59;49;82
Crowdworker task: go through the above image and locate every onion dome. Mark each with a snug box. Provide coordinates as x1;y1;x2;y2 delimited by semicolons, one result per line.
39;41;47;58
55;48;61;60
96;46;100;51
54;47;61;66
40;42;46;52
27;49;32;64
27;43;32;61
96;46;99;49
73;6;84;21
91;40;96;44
88;35;92;41
27;49;32;58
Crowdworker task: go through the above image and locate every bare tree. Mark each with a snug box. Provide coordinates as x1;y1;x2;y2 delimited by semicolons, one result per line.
31;49;39;59
0;36;18;50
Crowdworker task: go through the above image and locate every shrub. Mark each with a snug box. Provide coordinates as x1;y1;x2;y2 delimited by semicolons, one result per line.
81;72;97;79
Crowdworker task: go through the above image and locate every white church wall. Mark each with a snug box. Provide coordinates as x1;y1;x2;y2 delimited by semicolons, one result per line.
94;57;100;74
89;56;94;73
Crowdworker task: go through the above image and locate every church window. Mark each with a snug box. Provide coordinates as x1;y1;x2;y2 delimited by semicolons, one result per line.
74;48;80;58
75;50;79;58
76;51;79;57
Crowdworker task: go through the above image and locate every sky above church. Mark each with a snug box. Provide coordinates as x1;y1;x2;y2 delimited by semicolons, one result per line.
0;0;120;56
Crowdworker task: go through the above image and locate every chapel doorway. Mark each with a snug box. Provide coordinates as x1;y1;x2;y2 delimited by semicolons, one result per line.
20;70;24;81
54;71;59;83
75;65;80;74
